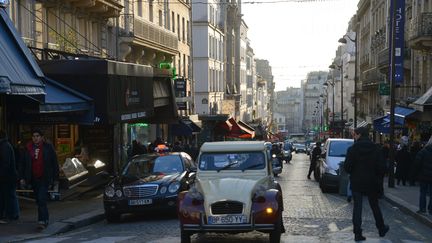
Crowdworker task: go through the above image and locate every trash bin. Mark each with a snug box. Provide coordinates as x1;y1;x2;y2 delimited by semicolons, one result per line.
338;161;349;196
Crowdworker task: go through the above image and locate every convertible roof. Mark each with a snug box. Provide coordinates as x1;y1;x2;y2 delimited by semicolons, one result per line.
200;141;266;153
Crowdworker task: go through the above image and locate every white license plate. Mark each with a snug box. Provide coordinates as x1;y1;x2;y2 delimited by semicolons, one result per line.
128;199;152;206
207;215;247;224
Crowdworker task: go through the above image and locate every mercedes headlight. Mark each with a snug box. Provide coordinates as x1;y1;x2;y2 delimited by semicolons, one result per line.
115;189;123;197
105;186;115;197
168;181;180;193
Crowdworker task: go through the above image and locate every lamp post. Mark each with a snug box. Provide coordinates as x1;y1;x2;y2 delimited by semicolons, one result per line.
328;63;344;137
339;33;358;128
323;80;335;129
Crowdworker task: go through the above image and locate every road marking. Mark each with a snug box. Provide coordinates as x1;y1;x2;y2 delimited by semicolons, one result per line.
328;222;339;232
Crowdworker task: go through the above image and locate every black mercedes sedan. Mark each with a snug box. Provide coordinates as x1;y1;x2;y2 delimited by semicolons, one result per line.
103;152;196;222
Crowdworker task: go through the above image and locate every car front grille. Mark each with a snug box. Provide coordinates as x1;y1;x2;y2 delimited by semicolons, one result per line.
211;201;243;215
123;184;158;198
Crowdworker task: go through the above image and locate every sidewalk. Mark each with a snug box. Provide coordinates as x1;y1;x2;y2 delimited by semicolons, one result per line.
382;178;432;228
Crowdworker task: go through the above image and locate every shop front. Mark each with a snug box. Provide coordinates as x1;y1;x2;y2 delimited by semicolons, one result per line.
40;59;178;173
410;87;432;143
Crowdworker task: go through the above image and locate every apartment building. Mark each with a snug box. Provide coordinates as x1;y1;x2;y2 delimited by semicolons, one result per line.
274;88;303;134
303;71;327;132
192;0;225;115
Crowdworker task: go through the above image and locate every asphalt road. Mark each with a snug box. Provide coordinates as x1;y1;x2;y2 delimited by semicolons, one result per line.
28;153;432;243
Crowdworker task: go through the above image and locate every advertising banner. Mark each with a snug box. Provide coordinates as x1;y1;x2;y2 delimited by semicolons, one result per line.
389;0;405;86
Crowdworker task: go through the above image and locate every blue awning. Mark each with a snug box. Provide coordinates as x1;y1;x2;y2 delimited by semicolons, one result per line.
171;118;201;136
41;78;93;113
386;106;416;125
0;8;45;97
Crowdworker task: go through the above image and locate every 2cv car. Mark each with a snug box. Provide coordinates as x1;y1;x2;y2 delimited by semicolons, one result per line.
177;141;285;243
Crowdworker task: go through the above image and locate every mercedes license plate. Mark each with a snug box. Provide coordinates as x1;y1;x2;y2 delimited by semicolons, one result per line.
207;215;246;224
128;199;152;206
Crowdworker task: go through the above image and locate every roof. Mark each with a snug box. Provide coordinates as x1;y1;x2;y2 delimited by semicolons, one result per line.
200;141;266;153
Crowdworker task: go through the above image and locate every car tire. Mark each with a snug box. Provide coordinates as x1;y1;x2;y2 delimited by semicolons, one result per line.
269;212;283;243
319;180;329;193
105;211;121;223
180;227;191;243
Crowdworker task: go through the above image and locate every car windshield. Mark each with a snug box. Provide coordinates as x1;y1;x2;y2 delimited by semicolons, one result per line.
283;143;292;150
122;155;184;178
198;152;265;171
328;141;354;157
295;144;305;148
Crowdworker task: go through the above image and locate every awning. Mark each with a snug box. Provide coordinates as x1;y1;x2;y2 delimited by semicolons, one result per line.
411;86;432;112
0;9;45;97
7;78;94;124
386;106;417;125
41;78;93;113
225;118;255;139
171;118;201;136
348;120;369;130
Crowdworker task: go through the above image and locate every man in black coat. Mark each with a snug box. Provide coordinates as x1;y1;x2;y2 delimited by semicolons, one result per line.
0;130;19;223
20;129;59;229
344;127;389;241
413;136;432;214
307;142;321;179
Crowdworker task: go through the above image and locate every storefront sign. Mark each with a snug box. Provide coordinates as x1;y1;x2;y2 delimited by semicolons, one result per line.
176;102;187;110
174;78;187;98
121;112;146;121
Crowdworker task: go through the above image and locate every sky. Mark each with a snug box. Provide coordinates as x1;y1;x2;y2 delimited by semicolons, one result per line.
242;0;358;91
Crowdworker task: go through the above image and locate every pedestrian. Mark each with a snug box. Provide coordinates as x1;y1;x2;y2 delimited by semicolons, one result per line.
412;135;432;215
344;127;389;241
307;141;321;180
20;129;59;229
0;130;19;224
395;143;411;186
409;141;422;186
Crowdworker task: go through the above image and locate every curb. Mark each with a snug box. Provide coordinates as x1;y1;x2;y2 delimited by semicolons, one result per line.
9;210;105;243
383;193;432;229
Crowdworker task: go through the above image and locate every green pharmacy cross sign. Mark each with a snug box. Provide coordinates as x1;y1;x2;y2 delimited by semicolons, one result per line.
379;83;390;96
159;62;177;78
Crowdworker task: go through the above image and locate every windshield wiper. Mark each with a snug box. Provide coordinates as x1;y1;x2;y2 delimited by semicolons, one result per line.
241;163;264;172
217;161;238;172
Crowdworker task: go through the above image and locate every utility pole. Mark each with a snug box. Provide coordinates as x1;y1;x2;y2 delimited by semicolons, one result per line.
388;0;397;188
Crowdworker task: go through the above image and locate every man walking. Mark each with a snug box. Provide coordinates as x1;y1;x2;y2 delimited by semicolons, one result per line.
413;135;432;215
20;129;59;229
0;130;19;223
307;142;321;179
344;127;389;241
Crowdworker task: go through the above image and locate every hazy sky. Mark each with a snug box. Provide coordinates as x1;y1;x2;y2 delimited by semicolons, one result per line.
242;0;358;91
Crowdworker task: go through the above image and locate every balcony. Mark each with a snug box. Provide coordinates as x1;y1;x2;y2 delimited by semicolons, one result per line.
408;12;432;50
119;14;178;55
64;0;123;18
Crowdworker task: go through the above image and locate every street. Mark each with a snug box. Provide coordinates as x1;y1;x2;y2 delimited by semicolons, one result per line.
27;153;432;243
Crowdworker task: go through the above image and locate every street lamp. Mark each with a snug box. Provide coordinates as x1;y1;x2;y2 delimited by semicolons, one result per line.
323;80;335;127
329;63;344;126
339;33;358;128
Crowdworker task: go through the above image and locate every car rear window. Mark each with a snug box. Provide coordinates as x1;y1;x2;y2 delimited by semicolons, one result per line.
122;155;184;177
328;141;353;157
198;152;265;171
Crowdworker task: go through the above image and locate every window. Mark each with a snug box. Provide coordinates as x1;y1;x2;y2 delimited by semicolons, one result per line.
177;14;180;40
137;0;142;17
172;11;175;32
182;17;185;42
149;0;154;22
159;10;163;27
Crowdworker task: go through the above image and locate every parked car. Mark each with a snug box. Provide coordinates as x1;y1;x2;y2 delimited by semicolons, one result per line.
317;138;354;193
178;141;284;243
293;143;306;153
103;152;196;222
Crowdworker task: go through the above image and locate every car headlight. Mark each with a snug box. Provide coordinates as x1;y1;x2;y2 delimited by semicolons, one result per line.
115;189;123;197
160;186;167;194
168;181;180;193
189;186;203;200
105;186;115;198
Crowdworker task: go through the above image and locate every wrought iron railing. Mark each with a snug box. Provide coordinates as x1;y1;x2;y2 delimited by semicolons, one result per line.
409;12;432;40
